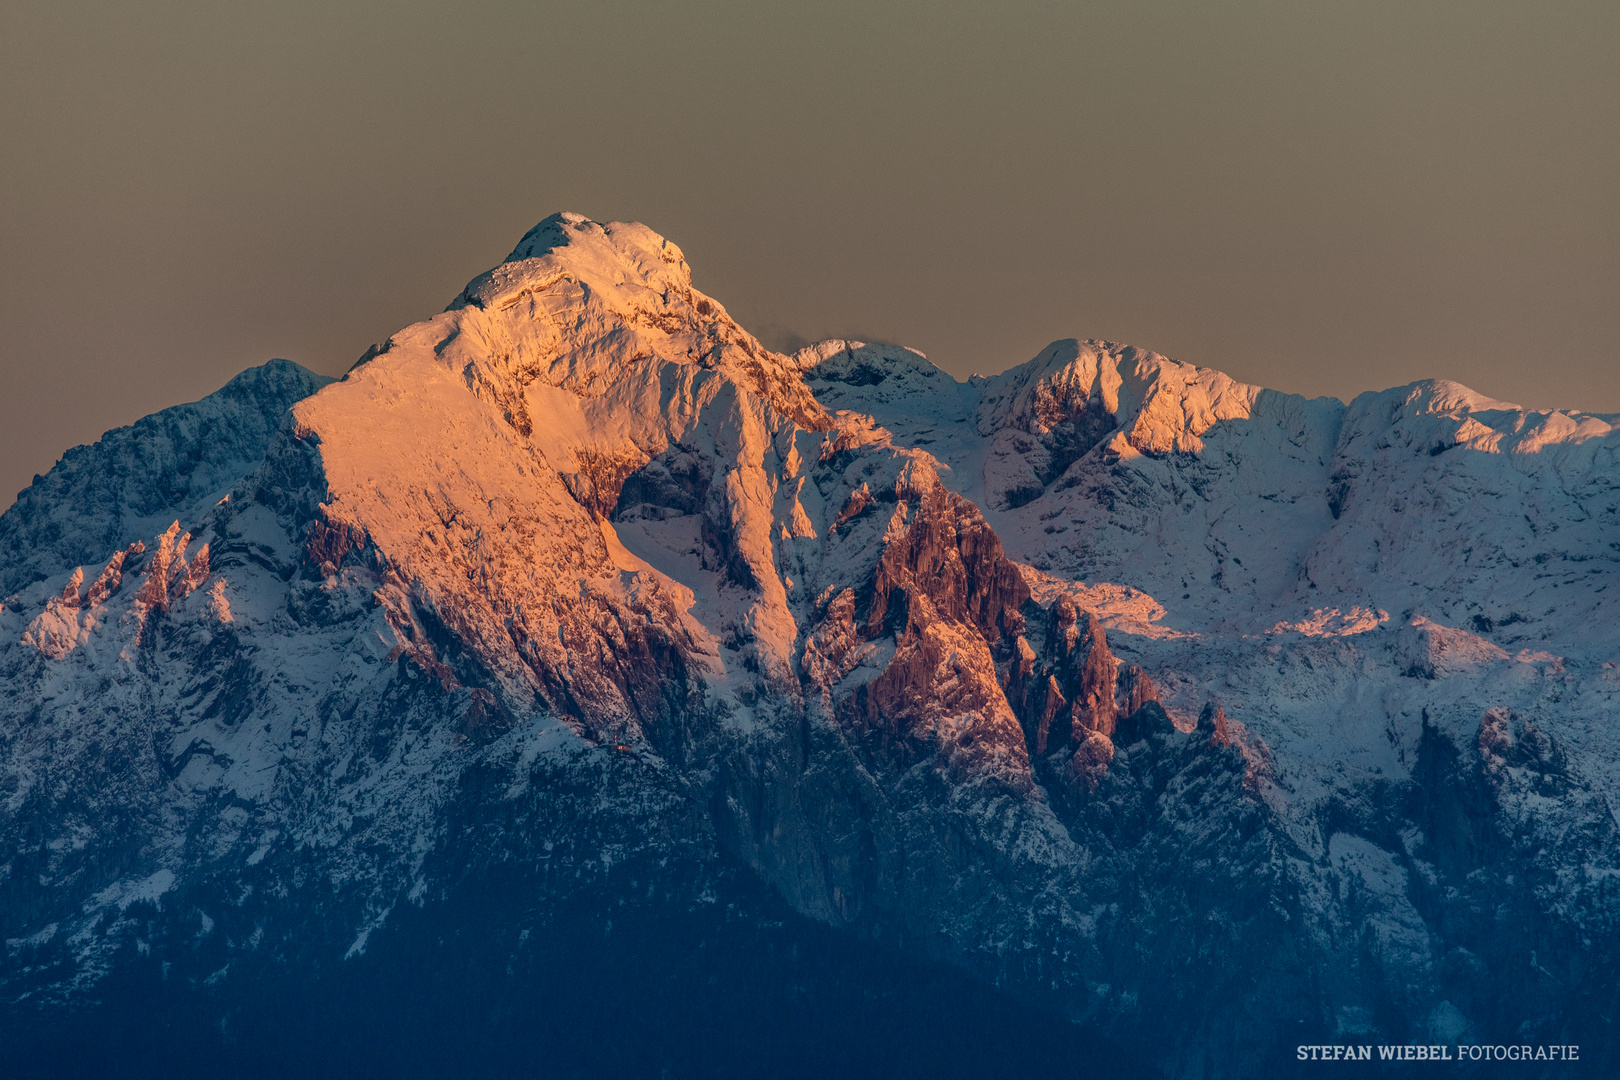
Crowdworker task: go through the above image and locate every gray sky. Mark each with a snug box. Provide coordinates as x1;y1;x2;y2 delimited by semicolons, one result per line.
3;0;1616;509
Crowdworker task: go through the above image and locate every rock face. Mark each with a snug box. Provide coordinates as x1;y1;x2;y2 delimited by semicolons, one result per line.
3;213;1619;1078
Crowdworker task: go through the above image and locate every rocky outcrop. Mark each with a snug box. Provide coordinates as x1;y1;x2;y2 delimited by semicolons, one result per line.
131;522;211;615
85;543;138;608
1002;595;1128;799
1115;663;1160;719
823;460;1034;783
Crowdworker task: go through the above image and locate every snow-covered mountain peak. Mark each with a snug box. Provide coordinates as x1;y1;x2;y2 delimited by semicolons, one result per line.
793;340;971;426
417;212;825;432
504;211;691;282
1394;377;1522;416
453;211;695;314
1337;376;1620;466
976;338;1272;457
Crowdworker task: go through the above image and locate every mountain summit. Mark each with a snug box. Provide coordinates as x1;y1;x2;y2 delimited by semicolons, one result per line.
3;215;1618;1078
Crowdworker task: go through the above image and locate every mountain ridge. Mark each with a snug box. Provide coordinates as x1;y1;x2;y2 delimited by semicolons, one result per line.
3;213;1617;1078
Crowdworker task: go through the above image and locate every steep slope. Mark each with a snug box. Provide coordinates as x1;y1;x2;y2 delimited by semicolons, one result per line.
3;215;1619;1079
797;334;1620;1071
0;215;1086;1018
286;214;1074;941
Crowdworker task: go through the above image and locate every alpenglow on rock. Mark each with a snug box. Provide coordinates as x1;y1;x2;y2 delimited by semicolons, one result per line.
3;212;1618;1078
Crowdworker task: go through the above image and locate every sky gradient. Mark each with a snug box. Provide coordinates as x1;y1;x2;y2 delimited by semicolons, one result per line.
3;0;1617;510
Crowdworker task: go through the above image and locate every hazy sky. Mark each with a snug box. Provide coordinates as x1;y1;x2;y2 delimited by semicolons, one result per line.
3;1;1616;509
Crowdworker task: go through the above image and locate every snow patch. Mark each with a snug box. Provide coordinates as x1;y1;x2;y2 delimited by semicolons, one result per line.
88;868;177;913
1019;565;1192;639
1266;607;1389;638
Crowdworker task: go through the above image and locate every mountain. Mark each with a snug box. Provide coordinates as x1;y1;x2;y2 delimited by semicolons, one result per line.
3;212;1617;1078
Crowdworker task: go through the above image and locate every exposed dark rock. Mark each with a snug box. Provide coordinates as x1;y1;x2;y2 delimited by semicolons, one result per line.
1116;663;1160;719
